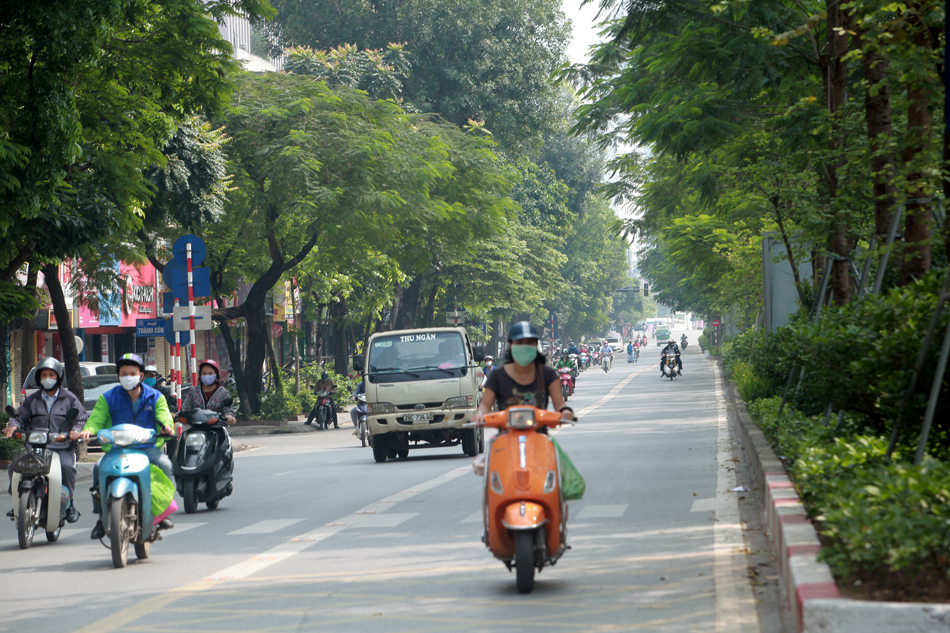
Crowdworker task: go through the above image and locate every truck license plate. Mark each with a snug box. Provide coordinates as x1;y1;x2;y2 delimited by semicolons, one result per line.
404;413;433;422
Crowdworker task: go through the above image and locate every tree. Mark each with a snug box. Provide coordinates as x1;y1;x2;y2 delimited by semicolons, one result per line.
264;0;569;150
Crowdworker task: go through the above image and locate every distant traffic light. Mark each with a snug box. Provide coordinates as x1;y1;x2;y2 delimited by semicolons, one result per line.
643;284;649;296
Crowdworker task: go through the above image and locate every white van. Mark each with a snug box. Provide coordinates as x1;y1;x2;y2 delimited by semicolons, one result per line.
605;333;624;353
354;327;486;463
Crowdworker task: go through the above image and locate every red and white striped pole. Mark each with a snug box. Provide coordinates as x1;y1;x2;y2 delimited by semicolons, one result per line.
174;298;182;413
187;242;197;386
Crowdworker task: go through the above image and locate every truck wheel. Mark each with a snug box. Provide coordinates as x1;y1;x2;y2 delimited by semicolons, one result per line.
386;436;398;459
477;427;485;454
372;436;388;463
397;448;409;459
462;428;478;457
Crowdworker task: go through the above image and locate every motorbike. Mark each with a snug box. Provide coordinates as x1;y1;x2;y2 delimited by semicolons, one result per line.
681;339;688;350
578;352;589;370
627;348;639;363
602;354;611;372
471;406;573;594
7;405;77;549
312;389;335;430
662;354;679;379
568;354;580;377
95;424;173;568
353;393;368;447
173;399;235;513
558;367;573;401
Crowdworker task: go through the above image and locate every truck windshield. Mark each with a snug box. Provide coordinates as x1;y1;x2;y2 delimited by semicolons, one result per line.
368;332;469;383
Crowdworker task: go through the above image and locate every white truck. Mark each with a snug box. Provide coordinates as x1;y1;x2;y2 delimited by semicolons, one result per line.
353;327;486;463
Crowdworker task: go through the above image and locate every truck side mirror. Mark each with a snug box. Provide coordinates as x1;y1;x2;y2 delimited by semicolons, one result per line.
472;345;485;362
352;355;364;372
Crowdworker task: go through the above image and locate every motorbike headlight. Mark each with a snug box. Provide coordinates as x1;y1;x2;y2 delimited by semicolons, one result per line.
368;402;394;414
445;395;473;409
185;433;207;447
27;431;49;445
109;429;136;447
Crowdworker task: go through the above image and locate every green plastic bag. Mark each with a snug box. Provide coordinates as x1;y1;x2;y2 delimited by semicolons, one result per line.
149;465;176;520
552;438;585;500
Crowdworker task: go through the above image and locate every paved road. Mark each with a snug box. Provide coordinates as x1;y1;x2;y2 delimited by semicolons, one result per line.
1;337;769;633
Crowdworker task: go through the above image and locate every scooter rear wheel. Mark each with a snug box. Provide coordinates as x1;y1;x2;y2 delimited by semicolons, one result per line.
46;525;62;542
110;497;129;568
514;530;536;594
206;497;220;510
134;541;151;560
17;490;36;549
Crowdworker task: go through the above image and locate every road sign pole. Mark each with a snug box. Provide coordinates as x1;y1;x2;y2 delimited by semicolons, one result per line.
187;243;197;387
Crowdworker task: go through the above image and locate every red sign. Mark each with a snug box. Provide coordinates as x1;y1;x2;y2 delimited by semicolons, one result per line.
271;323;284;338
712;319;720;328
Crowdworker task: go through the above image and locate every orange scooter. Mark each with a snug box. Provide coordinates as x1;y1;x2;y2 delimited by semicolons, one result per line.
472;405;573;593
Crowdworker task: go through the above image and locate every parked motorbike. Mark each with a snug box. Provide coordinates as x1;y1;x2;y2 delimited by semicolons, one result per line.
558;367;573;401
95;424;173;568
471;406;573;594
173;399;235;513
7;405;76;549
353;393;368;447
311;390;335;430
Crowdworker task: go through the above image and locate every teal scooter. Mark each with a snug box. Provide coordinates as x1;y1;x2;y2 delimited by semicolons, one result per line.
95;424;171;568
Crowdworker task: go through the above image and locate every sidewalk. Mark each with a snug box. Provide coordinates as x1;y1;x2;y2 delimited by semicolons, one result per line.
229;405;356;437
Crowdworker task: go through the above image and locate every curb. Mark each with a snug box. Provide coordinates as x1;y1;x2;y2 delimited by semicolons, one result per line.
229;424;316;436
722;367;950;632
720;366;840;633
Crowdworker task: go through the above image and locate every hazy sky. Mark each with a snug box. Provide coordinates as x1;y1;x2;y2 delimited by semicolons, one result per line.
562;0;606;64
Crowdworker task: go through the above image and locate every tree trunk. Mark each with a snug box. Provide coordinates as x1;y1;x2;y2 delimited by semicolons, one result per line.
217;319;253;416
242;301;269;413
265;317;282;394
856;35;898;240
20;262;38;384
394;277;422;330
388;286;402;330
330;296;348;375
823;0;852;305
899;20;935;284
290;280;300;395
42;264;83;402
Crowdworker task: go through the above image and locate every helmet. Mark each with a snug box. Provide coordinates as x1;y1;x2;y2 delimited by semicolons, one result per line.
199;359;220;377
33;357;64;388
144;365;159;374
484;355;493;361
116;353;145;372
321;371;329;380
507;321;541;342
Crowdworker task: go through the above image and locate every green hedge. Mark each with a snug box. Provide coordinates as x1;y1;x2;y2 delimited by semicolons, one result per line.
748;397;950;592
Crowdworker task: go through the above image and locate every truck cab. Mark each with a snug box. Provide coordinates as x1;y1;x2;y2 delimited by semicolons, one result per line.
354;327;486;463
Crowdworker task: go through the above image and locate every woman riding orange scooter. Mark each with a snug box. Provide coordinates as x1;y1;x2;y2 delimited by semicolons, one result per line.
471;322;577;593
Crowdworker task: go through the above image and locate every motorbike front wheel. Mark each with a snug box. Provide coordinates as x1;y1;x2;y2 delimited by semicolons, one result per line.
17;490;37;549
514;530;536;594
110;497;130;568
561;383;569;401
317;406;328;429
183;480;198;514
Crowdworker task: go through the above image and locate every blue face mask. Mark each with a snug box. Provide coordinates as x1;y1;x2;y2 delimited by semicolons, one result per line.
143;377;157;387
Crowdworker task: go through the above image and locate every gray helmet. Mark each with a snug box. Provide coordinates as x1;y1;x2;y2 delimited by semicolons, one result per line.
144;364;159;374
507;321;541;342
34;357;64;388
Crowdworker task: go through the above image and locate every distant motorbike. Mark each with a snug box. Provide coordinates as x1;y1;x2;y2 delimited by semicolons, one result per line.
602;354;611;372
353;393;368;447
578;352;589;370
662;354;679;379
312;390;335;430
558;367;574;401
173;399;235;513
681;338;688;350
7;405;77;549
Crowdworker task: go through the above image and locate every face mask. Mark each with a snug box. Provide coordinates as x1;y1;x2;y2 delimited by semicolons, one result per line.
200;374;217;386
143;377;157;387
511;345;538;367
119;375;140;391
40;378;58;391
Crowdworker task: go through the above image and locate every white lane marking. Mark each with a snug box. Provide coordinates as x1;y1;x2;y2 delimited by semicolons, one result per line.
273;471;296;476
576;504;628;519
227;519;304;535
575;366;655;418
691;498;717;513
205;466;470;581
161;522;207;537
348;512;418;528
461;511;482;524
713;365;760;632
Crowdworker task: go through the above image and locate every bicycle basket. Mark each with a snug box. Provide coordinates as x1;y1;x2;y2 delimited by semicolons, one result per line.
11;448;53;475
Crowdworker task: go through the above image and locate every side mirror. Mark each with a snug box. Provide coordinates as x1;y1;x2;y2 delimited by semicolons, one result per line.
472;345;485;363
5;405;15;417
223;398;234;408
65;407;79;422
352;355;364;372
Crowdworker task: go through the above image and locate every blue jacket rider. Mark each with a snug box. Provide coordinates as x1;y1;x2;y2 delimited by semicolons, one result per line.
79;353;176;539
